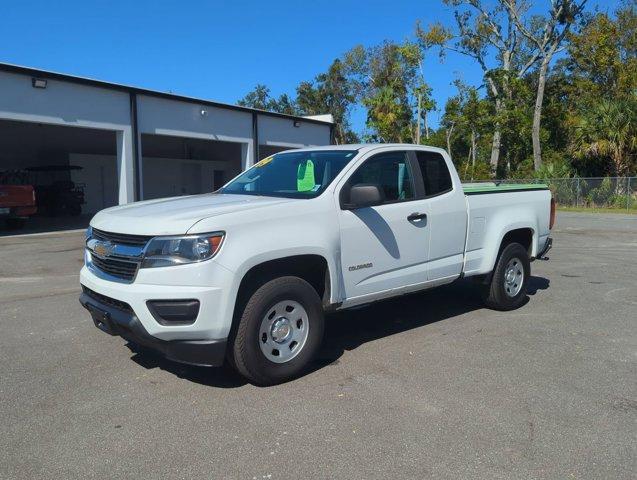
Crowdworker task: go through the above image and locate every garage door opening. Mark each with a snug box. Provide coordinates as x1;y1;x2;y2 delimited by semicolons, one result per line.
0;119;118;232
259;144;292;160
141;135;243;200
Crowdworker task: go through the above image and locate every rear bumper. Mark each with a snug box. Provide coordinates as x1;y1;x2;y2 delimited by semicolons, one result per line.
536;237;553;260
79;290;227;367
0;206;37;218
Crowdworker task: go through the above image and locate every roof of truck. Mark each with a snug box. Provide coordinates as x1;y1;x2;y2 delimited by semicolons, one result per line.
287;143;446;154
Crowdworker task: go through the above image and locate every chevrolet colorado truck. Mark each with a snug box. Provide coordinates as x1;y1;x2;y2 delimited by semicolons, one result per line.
80;144;554;385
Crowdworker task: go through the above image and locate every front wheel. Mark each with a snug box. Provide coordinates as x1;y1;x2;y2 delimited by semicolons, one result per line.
482;242;530;311
230;276;324;385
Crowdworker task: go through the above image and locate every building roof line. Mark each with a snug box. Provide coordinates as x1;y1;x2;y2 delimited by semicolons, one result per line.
0;62;333;126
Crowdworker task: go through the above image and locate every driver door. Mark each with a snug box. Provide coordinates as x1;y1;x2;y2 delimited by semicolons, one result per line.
337;150;432;305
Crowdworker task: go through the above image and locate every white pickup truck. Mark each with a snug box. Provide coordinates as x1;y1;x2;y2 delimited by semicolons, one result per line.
80;144;554;384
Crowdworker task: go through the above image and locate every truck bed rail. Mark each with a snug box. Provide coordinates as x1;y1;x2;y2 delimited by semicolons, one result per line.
462;183;549;195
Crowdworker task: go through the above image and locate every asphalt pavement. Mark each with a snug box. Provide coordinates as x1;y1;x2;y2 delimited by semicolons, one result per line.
1;212;635;479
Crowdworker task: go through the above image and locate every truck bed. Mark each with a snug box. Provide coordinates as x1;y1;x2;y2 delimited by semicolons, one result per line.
461;183;552;277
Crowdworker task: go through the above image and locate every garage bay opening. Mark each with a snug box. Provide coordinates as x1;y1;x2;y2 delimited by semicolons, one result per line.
0;120;118;232
140;135;243;200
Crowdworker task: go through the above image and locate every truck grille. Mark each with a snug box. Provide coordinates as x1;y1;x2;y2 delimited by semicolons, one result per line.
92;228;152;247
87;229;151;282
90;254;140;281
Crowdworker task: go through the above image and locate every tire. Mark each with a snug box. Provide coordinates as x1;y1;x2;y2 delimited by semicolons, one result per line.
231;276;324;385
482;242;530;311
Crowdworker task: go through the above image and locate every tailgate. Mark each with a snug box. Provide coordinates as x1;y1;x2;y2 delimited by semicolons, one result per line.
0;185;36;207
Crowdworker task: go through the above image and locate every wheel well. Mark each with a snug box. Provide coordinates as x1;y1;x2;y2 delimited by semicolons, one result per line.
478;228;534;286
500;228;533;257
235;255;329;314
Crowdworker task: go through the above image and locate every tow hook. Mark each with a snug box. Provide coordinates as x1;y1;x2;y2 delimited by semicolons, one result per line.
537;237;553;261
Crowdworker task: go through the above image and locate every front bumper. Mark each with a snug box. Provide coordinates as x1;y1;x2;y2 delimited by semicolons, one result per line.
80;259;236;341
79;288;227;367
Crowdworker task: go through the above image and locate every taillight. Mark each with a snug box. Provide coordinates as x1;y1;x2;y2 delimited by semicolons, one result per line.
549;197;556;229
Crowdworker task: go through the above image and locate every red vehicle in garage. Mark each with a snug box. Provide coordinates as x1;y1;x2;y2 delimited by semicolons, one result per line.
0;184;37;228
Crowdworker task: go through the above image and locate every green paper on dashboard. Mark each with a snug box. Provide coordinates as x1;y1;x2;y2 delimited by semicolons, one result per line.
297;159;315;192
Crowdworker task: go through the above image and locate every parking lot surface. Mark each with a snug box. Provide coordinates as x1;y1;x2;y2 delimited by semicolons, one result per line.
1;212;636;479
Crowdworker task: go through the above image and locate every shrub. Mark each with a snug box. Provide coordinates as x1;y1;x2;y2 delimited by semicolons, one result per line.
611;193;635;209
586;177;614;206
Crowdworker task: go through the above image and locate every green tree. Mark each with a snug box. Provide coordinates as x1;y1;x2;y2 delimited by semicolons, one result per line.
237;84;273;111
418;1;543;174
296;59;358;144
439;78;494;177
504;0;588;171
402;38;437;143
462;86;491;177
344;41;421;143
566;3;637;99
571;97;637;176
239;61;358;144
562;2;637;175
237;85;299;114
441;95;462;157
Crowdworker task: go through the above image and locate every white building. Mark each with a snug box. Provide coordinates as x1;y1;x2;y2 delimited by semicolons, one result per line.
0;63;333;222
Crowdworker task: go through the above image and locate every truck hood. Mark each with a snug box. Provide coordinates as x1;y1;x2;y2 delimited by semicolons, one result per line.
90;193;294;236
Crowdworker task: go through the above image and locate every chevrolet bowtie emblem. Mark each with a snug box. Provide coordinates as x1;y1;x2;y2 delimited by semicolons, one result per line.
93;241;115;257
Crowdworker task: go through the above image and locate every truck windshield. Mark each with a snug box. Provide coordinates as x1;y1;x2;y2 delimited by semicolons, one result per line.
220;150;358;199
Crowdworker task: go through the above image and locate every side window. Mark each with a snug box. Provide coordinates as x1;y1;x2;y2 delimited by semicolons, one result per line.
415;151;453;197
347;151;414;203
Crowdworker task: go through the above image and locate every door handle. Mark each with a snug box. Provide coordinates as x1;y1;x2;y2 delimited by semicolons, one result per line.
407;212;427;222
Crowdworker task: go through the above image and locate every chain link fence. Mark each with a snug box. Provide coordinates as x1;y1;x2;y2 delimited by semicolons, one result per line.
476;177;636;211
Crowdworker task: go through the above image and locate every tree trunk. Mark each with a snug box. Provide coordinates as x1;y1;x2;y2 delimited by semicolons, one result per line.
471;130;477;181
489;128;501;176
424;112;429;139
532;57;549;170
445;124;454;158
488;83;503;177
416;92;422;145
337;123;346;145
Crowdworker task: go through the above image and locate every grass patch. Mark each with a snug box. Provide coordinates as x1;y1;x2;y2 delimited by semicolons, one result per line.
557;206;637;214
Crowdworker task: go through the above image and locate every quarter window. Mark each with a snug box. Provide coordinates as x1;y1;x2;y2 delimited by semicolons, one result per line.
346;151;414;204
415;151;453;197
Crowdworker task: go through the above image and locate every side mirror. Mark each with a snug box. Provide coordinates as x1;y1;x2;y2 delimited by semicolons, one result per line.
344;183;385;209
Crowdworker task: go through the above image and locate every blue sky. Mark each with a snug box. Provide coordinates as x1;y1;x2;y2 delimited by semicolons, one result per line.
0;0;622;133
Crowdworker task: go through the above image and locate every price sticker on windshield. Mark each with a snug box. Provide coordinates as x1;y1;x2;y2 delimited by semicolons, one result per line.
254;156;273;168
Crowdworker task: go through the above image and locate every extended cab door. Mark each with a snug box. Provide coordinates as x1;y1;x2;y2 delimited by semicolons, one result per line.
336;150;432;304
412;149;467;281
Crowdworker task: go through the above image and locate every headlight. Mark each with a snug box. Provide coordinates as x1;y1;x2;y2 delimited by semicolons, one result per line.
141;232;224;268
85;225;93;241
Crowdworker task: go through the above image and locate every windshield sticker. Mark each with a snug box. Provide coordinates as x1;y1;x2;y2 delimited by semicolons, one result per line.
254;156;273;168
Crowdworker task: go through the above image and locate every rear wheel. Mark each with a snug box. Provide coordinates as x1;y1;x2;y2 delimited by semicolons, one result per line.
482;242;530;311
231;276;324;385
